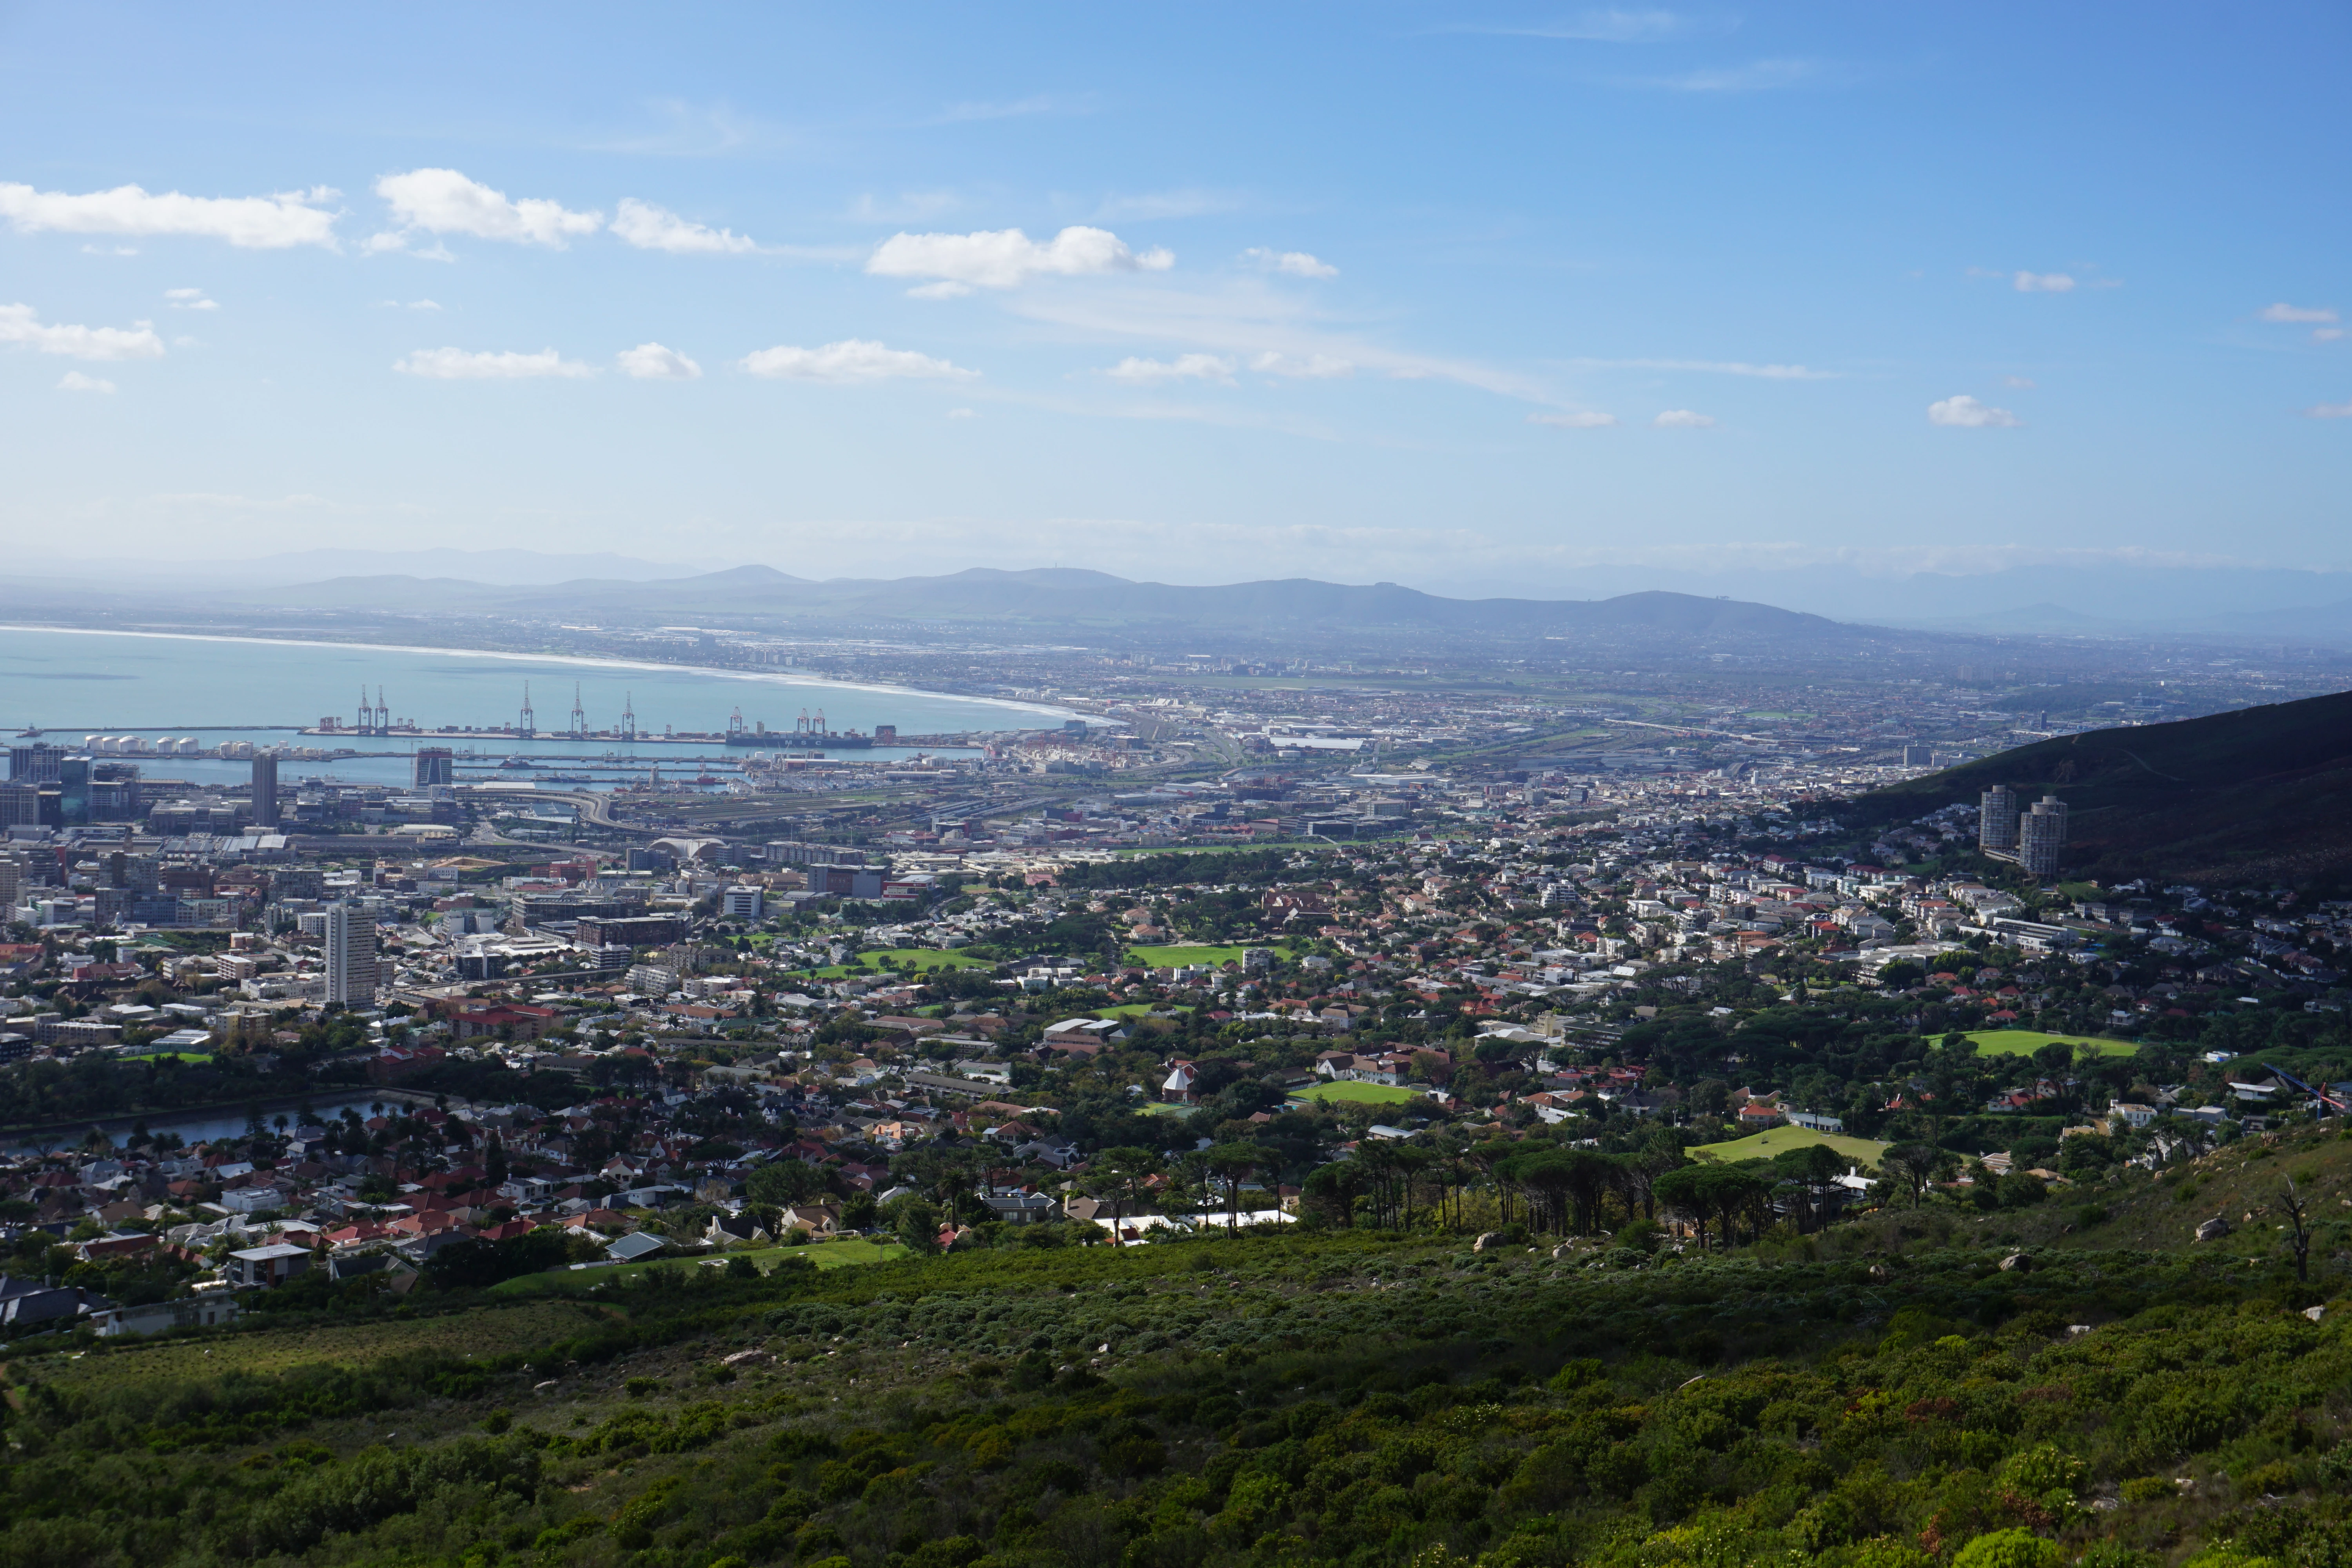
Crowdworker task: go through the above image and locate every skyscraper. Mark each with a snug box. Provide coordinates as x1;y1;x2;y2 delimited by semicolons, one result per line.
1978;785;2019;856
6;744;62;783
324;900;378;1007
2018;796;2069;878
414;748;454;788
251;753;280;828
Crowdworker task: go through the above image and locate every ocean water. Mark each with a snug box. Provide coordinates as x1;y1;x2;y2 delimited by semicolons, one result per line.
0;626;1066;789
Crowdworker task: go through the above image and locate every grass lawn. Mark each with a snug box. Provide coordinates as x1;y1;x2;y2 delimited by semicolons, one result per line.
1942;1029;2139;1059
1290;1080;1417;1105
1128;942;1292;967
797;947;993;979
489;1236;910;1299
1691;1126;1891;1167
17;1299;604;1389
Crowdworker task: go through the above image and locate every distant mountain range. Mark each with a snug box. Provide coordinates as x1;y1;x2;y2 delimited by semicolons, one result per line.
18;549;2352;644
162;565;1869;642
1855;688;2352;887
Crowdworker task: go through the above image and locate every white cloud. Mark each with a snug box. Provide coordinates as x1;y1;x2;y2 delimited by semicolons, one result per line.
2258;303;2338;324
616;342;702;380
946;407;978;419
374;169;603;248
2306;400;2352;419
2013;271;2076;293
1105;353;1235;384
0;181;339;248
165;287;218;311
1927;394;2022;427
1243;247;1338;279
739;339;978;383
1251;350;1356;378
1009;279;1543;399
1530;411;1617;428
56;371;116;394
611;198;759;255
866;225;1173;294
1572;356;1833;379
393;347;596;379
2317;328;2346;343
2004;375;2037;389
1653;408;1716;428
0;303;166;361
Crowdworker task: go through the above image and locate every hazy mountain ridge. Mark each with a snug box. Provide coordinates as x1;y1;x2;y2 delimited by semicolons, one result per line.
198;566;1865;639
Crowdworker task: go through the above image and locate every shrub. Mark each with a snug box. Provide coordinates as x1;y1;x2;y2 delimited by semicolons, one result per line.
1999;1445;2085;1499
1951;1529;2065;1568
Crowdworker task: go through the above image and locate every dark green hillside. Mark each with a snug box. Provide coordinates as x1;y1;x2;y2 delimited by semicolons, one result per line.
1852;688;2352;886
6;1225;2352;1568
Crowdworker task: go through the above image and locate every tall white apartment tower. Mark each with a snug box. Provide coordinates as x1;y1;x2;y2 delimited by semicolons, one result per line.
1978;785;2020;856
2017;796;2069;878
324;900;378;1007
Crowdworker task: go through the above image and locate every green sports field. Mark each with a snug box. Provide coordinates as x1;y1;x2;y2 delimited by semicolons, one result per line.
1691;1126;1890;1167
1290;1079;1416;1105
799;947;993;979
1939;1029;2139;1058
1128;943;1292;967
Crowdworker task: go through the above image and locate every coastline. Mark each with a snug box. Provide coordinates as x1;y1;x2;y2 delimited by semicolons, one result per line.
0;622;1087;726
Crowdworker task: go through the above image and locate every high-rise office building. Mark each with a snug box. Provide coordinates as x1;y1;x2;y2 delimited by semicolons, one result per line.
89;762;140;822
1978;785;2019;856
324;900;379;1007
0;858;19;912
6;744;63;784
251;753;280;828
0;785;37;828
2018;796;2069;878
414;748;455;788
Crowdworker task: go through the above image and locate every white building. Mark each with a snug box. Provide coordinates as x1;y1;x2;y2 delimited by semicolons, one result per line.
324;900;378;1007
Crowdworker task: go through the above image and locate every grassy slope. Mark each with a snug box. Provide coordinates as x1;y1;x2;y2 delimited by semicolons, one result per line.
1690;1125;1891;1166
1851;687;2352;886
1975;1117;2352;1257
490;1238;913;1298
11;1178;2352;1568
24;1298;605;1388
11;1221;2345;1568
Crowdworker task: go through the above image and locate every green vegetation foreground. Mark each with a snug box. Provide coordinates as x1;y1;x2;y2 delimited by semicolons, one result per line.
2;1223;2347;1568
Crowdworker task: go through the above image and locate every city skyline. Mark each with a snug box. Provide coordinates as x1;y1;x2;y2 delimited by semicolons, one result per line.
2;3;2347;594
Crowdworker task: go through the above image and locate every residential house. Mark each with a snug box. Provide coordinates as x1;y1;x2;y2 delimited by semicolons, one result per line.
225;1242;313;1289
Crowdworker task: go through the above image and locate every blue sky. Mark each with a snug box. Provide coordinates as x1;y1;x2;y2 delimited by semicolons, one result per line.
2;2;2345;597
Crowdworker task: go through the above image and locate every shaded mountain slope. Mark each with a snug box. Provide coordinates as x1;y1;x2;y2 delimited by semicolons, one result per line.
1854;688;2352;886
